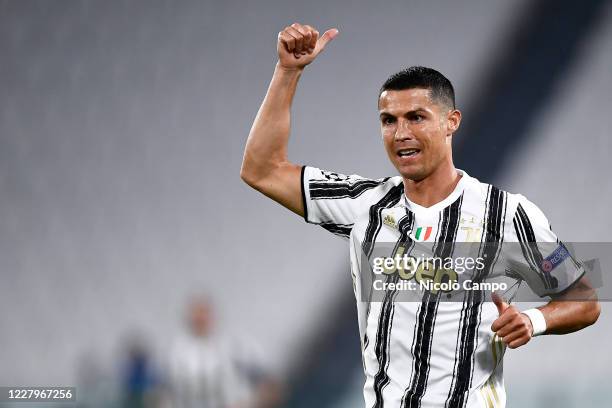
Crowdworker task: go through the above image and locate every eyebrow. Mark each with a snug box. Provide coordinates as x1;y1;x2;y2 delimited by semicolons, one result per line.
379;109;428;118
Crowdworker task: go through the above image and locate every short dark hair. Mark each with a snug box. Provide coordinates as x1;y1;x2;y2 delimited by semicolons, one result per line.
379;66;455;110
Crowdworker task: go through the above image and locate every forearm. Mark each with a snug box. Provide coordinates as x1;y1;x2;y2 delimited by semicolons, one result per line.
538;298;600;335
241;63;303;184
239;24;336;214
492;279;600;348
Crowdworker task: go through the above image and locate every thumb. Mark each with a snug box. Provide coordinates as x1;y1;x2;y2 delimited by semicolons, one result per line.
316;28;339;52
491;292;509;315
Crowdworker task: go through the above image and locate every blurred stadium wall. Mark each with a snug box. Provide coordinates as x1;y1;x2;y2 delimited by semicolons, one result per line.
0;1;609;407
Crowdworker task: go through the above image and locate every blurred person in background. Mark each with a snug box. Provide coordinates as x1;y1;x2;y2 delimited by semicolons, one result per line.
167;296;282;408
121;334;163;408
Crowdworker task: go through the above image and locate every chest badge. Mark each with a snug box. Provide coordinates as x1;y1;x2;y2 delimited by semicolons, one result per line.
414;226;433;241
383;214;397;229
460;216;484;242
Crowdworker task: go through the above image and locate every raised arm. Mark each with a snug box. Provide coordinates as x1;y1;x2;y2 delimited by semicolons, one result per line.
240;23;338;216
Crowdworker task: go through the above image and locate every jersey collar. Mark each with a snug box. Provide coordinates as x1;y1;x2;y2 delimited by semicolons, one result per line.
401;169;469;212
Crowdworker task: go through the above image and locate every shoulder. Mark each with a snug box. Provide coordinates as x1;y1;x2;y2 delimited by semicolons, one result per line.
461;171;546;218
303;165;403;200
304;166;401;186
464;172;540;213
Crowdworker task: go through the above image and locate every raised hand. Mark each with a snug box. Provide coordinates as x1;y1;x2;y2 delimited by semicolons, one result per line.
277;23;339;70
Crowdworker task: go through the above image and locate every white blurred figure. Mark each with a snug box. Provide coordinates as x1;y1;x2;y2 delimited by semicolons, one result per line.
168;297;281;408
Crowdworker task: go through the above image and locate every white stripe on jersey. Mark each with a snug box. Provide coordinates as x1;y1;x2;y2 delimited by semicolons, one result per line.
302;166;584;408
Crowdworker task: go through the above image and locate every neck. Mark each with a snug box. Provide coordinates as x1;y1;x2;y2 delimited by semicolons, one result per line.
403;160;461;208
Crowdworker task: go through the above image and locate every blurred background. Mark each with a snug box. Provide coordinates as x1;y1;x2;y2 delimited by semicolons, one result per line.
0;0;610;407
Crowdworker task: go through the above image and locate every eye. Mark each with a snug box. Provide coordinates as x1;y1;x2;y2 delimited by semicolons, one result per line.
381;116;395;125
410;114;424;123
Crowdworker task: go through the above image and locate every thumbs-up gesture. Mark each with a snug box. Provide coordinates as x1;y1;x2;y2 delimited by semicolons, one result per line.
490;292;534;349
277;23;339;70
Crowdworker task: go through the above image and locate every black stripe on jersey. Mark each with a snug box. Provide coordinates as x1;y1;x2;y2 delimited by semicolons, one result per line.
514;203;542;268
402;194;463;408
402;291;440;408
361;183;405;350
319;222;354;238
433;194;464;259
402;209;445;399
362;184;405;258
445;186;507;408
309;178;389;200
513;203;556;289
478;186;507;278
467;186;507;392
300;166;309;222
372;212;415;408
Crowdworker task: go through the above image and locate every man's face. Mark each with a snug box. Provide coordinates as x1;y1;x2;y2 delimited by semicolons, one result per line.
378;88;460;181
189;300;213;337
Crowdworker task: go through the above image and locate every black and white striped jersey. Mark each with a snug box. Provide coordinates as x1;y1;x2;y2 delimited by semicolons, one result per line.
301;166;584;408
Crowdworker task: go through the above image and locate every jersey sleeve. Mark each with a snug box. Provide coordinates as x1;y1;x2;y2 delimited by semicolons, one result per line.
504;195;584;297
301;165;397;239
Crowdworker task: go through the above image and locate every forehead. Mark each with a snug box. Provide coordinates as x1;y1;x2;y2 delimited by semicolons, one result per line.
190;300;211;314
378;88;436;113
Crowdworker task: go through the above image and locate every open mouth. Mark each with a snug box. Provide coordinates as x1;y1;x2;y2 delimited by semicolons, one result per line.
397;148;421;159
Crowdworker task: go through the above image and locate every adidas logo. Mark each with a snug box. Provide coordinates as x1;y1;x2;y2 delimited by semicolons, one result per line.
383;214;397;228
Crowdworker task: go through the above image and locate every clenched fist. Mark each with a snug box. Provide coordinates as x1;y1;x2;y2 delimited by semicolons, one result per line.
490;292;534;349
277;23;339;70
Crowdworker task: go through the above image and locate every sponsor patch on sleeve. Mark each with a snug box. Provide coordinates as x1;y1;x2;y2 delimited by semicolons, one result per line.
540;243;570;273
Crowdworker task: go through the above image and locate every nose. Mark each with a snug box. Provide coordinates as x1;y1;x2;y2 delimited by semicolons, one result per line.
393;119;412;142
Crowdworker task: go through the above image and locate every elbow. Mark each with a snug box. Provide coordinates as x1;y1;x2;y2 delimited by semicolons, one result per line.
585;300;601;327
240;149;254;186
240;157;265;190
240;152;283;190
577;300;601;331
240;162;257;188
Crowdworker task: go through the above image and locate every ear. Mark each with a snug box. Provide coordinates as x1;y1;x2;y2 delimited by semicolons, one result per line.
447;109;462;136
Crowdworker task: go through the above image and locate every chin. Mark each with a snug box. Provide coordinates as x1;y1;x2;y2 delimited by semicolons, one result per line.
398;166;427;182
400;171;427;181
